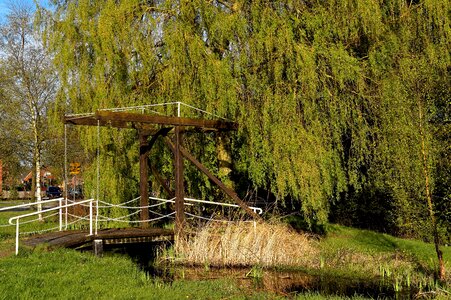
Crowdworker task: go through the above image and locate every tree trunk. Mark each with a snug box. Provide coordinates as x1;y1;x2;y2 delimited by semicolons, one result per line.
31;160;36;202
34;120;43;221
418;99;446;281
217;134;234;189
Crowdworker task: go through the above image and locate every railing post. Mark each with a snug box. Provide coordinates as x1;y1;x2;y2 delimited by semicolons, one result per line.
65;197;68;230
95;200;98;235
59;198;63;231
89;200;93;236
15;220;19;255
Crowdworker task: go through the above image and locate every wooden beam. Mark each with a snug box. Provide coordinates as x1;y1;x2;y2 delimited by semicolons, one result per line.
164;138;262;221
95;111;238;131
65;115;228;134
139;128;172;228
142;127;173;153
139;133;150;228
174;126;185;235
149;164;174;198
65;115;158;132
65;115;128;128
146;127;175;198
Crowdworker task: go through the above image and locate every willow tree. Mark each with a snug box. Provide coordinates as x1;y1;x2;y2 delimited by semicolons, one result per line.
42;0;449;258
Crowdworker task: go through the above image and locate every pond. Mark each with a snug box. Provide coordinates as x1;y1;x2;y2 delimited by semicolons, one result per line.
95;242;424;299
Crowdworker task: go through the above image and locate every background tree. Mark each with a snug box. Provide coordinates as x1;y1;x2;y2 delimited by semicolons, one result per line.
0;69;29;191
0;3;57;216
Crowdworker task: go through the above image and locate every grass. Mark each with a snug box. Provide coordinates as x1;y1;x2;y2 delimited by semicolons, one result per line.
0;248;281;299
321;224;451;274
0;204;281;299
1;201;450;299
318;224;451;296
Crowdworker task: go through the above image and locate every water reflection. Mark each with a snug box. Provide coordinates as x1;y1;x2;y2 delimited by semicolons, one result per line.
97;243;419;299
165;267;409;299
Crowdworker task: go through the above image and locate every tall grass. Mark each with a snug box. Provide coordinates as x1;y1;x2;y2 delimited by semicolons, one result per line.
174;221;319;268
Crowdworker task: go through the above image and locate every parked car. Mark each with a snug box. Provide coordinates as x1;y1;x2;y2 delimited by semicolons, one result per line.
68;186;83;199
46;186;62;198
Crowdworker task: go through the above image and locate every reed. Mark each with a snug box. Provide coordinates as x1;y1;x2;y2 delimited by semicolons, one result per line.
174;221;319;268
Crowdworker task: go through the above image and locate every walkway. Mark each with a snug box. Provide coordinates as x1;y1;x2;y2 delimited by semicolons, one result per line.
23;227;174;250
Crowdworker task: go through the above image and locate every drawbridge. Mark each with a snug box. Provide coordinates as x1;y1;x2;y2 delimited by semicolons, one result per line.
1;102;262;255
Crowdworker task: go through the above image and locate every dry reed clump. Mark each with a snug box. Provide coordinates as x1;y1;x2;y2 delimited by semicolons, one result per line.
175;221;319;268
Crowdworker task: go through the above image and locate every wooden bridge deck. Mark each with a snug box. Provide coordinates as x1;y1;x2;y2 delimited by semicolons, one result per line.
24;228;174;250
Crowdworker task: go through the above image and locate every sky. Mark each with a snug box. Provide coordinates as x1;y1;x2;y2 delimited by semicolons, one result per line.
0;0;52;23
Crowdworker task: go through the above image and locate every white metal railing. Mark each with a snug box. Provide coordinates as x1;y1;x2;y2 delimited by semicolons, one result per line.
2;195;262;255
0;198;64;212
151;196;263;215
8;198;95;255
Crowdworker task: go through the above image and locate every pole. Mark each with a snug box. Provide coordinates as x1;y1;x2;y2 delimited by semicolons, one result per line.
95;200;98;235
15;220;19;255
96;120;100;235
97;120;100;204
64;124;68;229
89;200;93;236
59;197;62;231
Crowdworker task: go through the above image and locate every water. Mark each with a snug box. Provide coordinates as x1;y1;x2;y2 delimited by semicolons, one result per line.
153;267;417;299
95;243;422;299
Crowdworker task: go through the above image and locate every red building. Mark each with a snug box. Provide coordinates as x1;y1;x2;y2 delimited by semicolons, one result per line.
23;167;57;191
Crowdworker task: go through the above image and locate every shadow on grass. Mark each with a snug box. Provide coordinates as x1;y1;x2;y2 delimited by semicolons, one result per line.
353;231;398;253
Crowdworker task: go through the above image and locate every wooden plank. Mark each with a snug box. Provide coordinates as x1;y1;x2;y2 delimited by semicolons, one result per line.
174;126;185;234
95;111;238;131
164;138;262;221
95;228;173;239
24;228;174;249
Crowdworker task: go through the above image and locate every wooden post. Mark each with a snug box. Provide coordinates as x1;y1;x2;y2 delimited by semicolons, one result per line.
174;126;185;235
139;133;150;228
93;239;103;256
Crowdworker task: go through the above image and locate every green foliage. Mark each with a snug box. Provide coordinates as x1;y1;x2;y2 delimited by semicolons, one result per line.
41;0;450;236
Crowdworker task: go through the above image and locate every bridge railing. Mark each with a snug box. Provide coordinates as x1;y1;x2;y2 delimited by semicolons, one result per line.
0;198;64;212
152;196;263;215
8;198;96;255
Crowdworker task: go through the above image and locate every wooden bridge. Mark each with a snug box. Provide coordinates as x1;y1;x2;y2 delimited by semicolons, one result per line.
1;103;263;255
23;227;174;255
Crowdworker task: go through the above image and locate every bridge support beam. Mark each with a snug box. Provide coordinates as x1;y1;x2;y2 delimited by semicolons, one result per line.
174;126;185;235
139;133;150;228
93;239;103;256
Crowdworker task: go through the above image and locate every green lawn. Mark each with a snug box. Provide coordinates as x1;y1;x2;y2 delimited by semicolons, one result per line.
318;224;451;295
1;206;450;299
0;248;284;300
322;224;451;269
